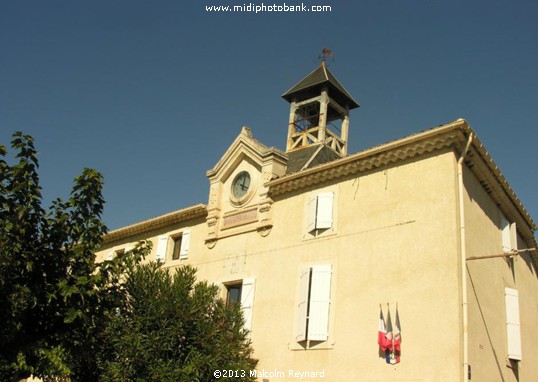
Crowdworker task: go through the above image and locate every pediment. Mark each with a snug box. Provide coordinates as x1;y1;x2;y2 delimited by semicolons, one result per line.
206;126;286;183
204;126;287;246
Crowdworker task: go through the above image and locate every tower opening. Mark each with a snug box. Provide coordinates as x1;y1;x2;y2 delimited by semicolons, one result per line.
282;62;359;157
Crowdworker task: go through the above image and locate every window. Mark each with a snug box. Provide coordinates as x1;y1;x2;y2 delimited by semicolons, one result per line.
307;192;334;234
155;230;191;262
225;278;256;332
294;101;321;131
172;231;191;260
296;265;332;342
505;287;522;361
172;236;182;260
500;215;517;253
226;283;242;306
106;247;126;261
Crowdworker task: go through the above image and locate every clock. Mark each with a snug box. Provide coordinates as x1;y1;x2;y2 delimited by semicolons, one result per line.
231;171;251;199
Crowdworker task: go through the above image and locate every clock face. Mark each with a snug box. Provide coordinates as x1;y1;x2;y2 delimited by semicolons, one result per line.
231;171;251;199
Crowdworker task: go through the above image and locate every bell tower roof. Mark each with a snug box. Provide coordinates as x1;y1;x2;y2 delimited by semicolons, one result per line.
281;62;358;158
282;62;359;109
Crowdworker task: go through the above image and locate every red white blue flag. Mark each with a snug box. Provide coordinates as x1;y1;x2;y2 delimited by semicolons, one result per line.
392;305;402;364
378;304;402;364
385;308;393;363
378;306;388;351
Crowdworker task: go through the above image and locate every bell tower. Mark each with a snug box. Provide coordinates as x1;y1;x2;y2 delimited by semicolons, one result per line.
282;61;359;157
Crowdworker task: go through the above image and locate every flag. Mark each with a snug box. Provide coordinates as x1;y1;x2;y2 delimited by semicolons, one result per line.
385;307;393;363
385;307;393;348
392;305;402;364
378;306;388;351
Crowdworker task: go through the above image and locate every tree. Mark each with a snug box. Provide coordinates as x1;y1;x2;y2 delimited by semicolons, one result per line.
1;133;257;381
0;132;149;381
96;263;258;382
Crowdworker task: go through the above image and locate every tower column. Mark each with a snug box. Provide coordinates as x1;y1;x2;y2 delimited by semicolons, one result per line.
287;100;297;152
318;88;329;143
341;105;350;156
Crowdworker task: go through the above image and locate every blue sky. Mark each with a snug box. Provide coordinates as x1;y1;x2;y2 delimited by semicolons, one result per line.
1;1;537;238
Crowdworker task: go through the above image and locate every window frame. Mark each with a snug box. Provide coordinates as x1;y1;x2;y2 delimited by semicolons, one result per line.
500;214;517;253
224;278;256;333
225;282;243;307
155;229;191;262
172;235;183;261
304;190;336;240
106;247;128;261
294;264;333;348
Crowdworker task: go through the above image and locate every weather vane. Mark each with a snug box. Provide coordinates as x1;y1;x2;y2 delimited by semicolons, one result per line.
318;48;334;66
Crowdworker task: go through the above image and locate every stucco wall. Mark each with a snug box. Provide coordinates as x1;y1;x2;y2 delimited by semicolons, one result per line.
262;150;462;381
464;164;538;381
99;149;464;381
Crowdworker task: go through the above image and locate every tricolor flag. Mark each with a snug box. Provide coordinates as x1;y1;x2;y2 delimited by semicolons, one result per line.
385;307;394;363
378;306;388;351
393;305;402;363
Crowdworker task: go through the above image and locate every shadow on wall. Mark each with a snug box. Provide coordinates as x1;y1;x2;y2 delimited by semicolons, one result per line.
467;265;519;382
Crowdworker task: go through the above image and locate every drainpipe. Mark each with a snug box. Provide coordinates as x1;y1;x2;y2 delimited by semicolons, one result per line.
458;132;473;381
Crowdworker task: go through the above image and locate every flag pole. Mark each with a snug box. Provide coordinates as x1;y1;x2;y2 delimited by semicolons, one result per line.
390;303;394;360
395;302;398;362
387;302;394;363
393;301;401;364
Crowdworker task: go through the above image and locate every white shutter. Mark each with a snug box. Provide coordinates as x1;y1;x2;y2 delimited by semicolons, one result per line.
106;251;114;261
155;235;169;262
505;287;522;360
510;223;518;251
501;215;511;252
316;192;334;230
296;268;310;341
240;278;256;332
179;230;191;260
306;196;318;232
307;264;332;341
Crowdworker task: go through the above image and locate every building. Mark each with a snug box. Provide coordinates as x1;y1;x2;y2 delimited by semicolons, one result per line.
97;63;538;381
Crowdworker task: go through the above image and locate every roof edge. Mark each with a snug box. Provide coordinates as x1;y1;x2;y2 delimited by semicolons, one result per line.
267;119;468;189
104;204;207;243
267;119;537;235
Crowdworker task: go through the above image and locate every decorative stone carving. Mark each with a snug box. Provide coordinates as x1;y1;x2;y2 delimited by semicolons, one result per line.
204;127;287;246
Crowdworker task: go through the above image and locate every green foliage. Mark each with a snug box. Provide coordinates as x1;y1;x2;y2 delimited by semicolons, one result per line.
97;263;257;382
0;133;257;381
0;132;149;381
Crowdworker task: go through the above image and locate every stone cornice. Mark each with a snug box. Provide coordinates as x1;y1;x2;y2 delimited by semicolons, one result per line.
267;120;465;195
267;119;537;244
104;204;207;244
463;132;537;244
102;120;536;256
